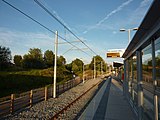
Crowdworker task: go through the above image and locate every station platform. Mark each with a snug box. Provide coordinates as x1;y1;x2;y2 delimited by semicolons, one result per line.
79;78;137;120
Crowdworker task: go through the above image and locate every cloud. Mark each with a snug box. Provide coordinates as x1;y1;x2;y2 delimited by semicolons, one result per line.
96;0;133;26
50;10;80;36
112;31;117;34
83;0;133;34
37;0;77;33
0;27;54;56
140;0;152;7
83;30;88;34
34;0;82;41
129;0;152;25
81;24;117;34
0;27;91;63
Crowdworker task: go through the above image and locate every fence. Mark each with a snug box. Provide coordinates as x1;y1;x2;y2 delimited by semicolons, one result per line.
0;76;93;117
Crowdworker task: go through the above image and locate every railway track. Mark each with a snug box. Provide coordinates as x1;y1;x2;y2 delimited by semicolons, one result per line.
50;80;103;120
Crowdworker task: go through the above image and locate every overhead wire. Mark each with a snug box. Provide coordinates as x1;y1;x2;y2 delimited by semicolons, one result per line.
34;0;98;55
2;0;92;57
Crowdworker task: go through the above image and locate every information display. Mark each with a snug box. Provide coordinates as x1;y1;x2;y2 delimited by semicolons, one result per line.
106;49;125;58
106;52;120;58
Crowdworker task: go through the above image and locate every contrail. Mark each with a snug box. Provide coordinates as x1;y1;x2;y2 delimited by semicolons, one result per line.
83;0;133;34
39;0;72;31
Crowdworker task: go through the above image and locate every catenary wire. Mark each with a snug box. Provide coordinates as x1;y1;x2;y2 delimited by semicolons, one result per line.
2;0;92;57
34;0;97;55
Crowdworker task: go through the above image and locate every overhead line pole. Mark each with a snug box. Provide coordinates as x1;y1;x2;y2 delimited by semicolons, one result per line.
101;61;103;75
83;63;85;84
53;31;58;98
80;58;85;84
94;57;96;79
106;63;108;74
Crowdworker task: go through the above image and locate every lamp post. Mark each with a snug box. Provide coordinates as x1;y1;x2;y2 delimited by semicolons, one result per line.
120;27;138;43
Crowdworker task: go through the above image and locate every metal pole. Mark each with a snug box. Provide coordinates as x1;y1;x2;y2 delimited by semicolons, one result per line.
127;60;130;100
131;58;134;101
94;57;96;79
137;50;143;120
151;40;158;120
128;29;131;43
123;60;126;96
101;61;102;75
53;31;58;98
83;63;85;83
106;63;107;74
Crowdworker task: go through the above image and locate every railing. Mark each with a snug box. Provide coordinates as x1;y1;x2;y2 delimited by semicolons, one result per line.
0;76;91;117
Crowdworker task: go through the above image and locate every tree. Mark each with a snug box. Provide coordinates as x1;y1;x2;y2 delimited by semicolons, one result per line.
29;48;43;60
14;55;22;67
0;46;11;70
22;48;44;69
57;55;66;66
71;58;83;74
89;55;107;72
21;54;32;68
44;50;54;68
66;63;72;72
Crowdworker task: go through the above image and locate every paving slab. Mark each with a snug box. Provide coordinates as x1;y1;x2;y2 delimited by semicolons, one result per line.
79;78;137;120
78;78;110;120
105;79;136;120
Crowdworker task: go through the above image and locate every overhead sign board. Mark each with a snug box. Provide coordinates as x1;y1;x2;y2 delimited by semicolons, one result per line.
107;52;120;58
106;49;125;58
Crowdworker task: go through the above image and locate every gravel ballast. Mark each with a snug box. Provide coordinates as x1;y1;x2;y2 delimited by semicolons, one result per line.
3;78;102;120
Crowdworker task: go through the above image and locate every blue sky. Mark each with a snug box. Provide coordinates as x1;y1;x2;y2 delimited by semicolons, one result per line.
0;0;153;64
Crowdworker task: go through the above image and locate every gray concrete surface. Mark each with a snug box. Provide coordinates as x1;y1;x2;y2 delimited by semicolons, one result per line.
78;79;110;120
105;79;136;120
79;78;137;120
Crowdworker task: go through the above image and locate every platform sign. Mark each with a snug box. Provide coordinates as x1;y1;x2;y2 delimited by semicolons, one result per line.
106;49;124;58
106;52;120;58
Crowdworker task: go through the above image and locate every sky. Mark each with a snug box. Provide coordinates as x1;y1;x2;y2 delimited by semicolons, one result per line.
0;0;153;64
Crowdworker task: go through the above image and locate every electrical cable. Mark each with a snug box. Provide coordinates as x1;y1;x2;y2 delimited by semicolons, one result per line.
2;0;92;57
34;0;97;55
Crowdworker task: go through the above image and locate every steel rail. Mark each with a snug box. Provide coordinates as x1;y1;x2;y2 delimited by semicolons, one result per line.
50;80;102;120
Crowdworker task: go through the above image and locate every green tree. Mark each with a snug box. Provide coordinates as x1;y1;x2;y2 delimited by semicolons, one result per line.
66;63;72;72
71;58;83;74
57;55;66;66
0;46;11;70
22;54;32;68
89;55;106;72
14;55;22;67
44;50;54;68
29;48;43;60
22;48;44;69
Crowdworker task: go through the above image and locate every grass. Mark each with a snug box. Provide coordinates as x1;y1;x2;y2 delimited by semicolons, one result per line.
0;69;97;98
0;68;72;98
0;73;52;98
